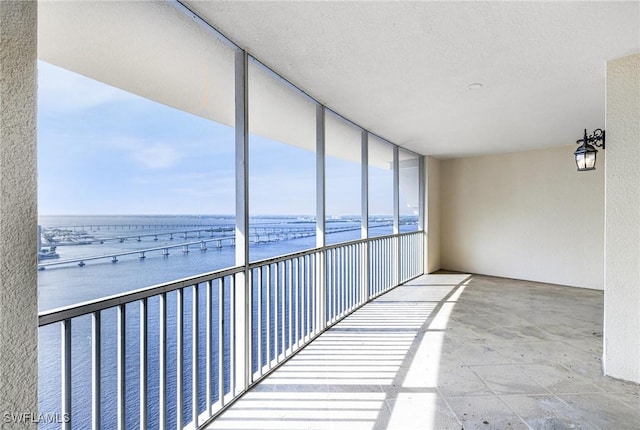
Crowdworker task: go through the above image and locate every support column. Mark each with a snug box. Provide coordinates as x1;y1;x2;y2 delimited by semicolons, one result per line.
426;156;441;273
316;105;326;249
604;53;640;383
418;156;426;232
234;49;250;392
0;1;38;428
361;131;369;301
392;145;399;235
418;155;426;273
315;104;326;331
392;145;400;286
361;131;369;240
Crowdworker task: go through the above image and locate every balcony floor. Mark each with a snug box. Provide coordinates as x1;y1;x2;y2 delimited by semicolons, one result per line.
206;273;639;430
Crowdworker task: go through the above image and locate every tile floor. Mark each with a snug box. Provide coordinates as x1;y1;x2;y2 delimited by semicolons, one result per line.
206;273;639;430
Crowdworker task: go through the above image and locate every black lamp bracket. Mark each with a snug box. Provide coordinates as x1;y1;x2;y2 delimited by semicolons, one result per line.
576;128;605;149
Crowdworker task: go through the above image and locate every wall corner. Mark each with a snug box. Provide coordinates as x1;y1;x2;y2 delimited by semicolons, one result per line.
425;156;441;273
603;52;640;384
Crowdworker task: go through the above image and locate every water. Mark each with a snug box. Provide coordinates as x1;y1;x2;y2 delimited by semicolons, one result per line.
38;215;415;429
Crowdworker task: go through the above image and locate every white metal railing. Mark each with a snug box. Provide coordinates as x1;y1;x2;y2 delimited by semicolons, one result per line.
38;230;424;430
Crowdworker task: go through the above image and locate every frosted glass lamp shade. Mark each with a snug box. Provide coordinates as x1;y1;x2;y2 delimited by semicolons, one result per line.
574;143;597;171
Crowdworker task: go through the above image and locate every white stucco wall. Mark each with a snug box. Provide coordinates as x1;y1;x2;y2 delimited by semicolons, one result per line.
0;0;38;427
604;53;640;383
440;145;605;290
426;157;441;273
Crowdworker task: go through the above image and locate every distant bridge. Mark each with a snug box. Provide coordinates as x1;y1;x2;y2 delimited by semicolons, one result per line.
38;225;362;270
42;225;341;246
44;223;231;231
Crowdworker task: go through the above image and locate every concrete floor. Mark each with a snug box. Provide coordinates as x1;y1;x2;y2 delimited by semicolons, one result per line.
206;273;639;430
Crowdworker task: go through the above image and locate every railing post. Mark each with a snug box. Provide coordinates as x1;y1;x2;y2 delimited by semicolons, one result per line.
140;299;148;429
191;288;198;427
91;312;101;430
176;291;183;428
159;293;167;430
117;305;126;430
61;319;72;430
234;48;251;394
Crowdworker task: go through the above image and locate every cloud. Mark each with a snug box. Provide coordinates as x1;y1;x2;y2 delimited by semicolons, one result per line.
132;172;234;188
129;142;182;169
93;136;184;170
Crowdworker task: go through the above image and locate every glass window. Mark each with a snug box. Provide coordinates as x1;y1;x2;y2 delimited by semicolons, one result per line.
38;3;237;427
368;136;394;237
399;149;420;231
38;1;237;311
325;112;362;244
248;58;316;261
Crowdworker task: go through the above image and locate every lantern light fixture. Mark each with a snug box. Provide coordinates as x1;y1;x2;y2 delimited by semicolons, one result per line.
574;128;605;171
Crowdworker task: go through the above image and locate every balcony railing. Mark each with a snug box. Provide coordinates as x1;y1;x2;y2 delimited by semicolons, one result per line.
38;230;424;430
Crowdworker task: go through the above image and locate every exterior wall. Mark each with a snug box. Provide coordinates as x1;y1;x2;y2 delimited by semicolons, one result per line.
0;1;38;428
604;53;640;383
440;145;604;290
426;157;441;273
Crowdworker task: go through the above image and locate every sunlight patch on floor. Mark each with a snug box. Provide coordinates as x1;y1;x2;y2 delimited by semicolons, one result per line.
208;391;386;430
387;393;437;430
429;302;455;330
446;281;468;302
206;274;474;430
402;331;445;389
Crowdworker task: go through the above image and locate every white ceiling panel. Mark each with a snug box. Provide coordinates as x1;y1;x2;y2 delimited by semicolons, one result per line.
184;0;639;158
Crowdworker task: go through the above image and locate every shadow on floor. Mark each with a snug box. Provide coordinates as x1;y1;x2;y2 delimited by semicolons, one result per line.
207;273;639;430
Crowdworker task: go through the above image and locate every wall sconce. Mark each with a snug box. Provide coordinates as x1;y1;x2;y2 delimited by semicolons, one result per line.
574;128;605;171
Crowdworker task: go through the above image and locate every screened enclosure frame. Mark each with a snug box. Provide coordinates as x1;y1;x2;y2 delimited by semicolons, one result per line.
37;1;427;429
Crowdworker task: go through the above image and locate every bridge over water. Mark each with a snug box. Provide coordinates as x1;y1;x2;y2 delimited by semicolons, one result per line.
38;224;364;270
41;224;352;246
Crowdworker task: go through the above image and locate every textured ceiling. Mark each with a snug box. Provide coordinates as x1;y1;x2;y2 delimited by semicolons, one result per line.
184;1;639;158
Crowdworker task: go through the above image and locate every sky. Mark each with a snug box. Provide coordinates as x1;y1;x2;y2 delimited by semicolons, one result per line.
38;61;404;216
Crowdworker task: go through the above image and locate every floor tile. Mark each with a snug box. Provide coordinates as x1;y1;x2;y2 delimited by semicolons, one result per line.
436;364;495;397
448;342;513;366
496;341;598;366
518;363;604;395
606;391;640;411
445;395;529;429
500;394;598;430
591;374;640;397
557;393;640;429
384;392;461;430
205;274;639;430
470;364;550;395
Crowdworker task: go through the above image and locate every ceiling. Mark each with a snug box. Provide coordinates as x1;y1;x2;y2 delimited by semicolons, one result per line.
183;1;639;158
